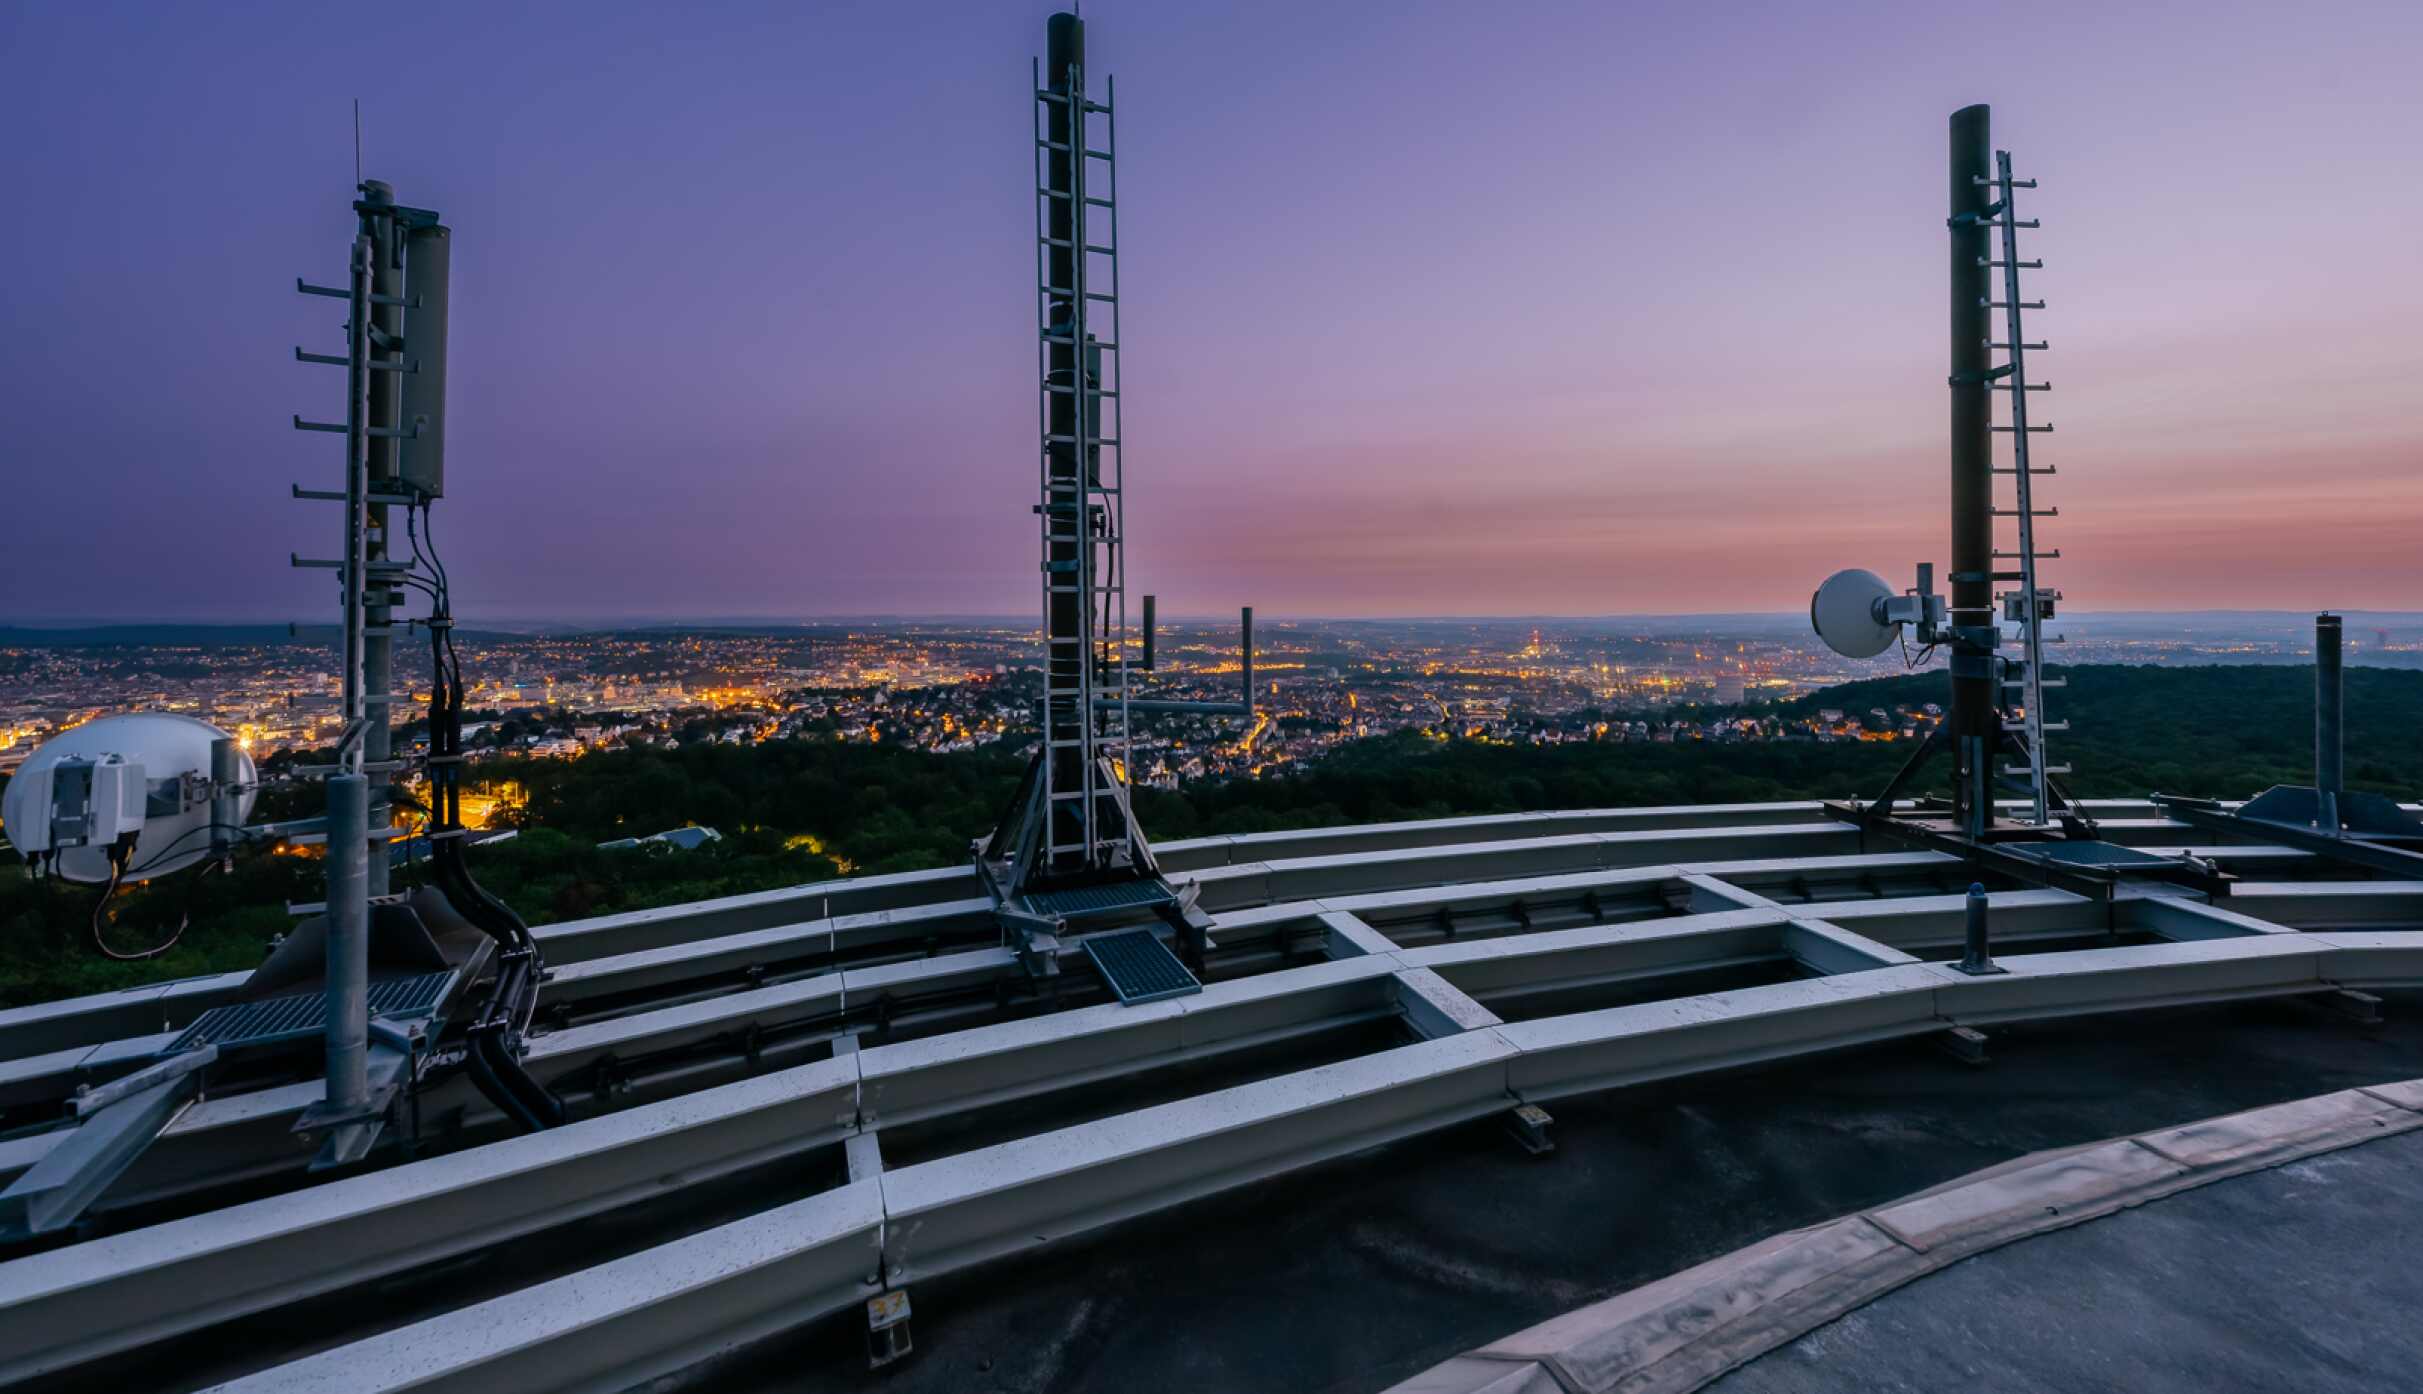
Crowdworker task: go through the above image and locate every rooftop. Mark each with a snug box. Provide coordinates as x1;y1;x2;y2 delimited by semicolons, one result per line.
3;797;2421;1392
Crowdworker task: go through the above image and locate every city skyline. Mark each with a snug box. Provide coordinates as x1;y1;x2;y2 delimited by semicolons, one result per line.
5;1;2421;622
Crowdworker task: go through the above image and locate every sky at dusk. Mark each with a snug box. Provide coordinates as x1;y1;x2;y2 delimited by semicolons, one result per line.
3;0;2419;622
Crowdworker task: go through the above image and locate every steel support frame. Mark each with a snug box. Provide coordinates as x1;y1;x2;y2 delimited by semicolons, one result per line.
10;832;2423;1388
180;923;2423;1394
3;823;2391;1201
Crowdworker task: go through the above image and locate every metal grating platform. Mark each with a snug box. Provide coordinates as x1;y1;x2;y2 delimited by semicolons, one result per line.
1081;928;1201;1005
1021;878;1178;921
168;971;455;1053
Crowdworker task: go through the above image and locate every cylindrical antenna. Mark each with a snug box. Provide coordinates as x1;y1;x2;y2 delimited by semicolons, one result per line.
1142;594;1156;671
1948;105;1995;838
2316;612;2343;833
361;180;400;904
1040;10;1089;868
1241;606;1255;716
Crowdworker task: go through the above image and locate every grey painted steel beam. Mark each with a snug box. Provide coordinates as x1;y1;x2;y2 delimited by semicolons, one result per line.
1406;910;1790;1005
1391;967;1506;1040
0;1075;195;1240
17;801;2423;1392
208;1180;889;1394
874;1028;1521;1286
31;923;2423;1391
855;956;1399;1129
0;822;1861;1072
1318;909;1401;960
1;853;2404;1211
0;1058;862;1386
1783;920;1923;974
2224;880;2423;928
0;802;2229;1068
206;927;2423;1394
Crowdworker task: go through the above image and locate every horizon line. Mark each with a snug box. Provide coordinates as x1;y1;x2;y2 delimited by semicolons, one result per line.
8;607;2422;632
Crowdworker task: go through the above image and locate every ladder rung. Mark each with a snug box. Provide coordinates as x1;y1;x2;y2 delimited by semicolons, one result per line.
1993;548;2060;559
1985;300;2046;310
292;485;418;505
1991;507;2058;517
1990;382;2050;392
1042;336;1117;349
1033;90;1111;113
294;348;412;372
1989;342;2049;351
1044;385;1119;397
293;416;419;439
296;279;412;307
2003;677;2067;689
1991;424;2054;433
1985;259;2043;269
1991;466;2055;475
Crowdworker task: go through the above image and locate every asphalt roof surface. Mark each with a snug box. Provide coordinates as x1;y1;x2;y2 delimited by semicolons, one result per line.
705;989;2423;1394
1712;1126;2423;1394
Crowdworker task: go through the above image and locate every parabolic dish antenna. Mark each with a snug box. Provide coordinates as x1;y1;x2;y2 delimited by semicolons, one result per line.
1811;568;1898;659
1;713;257;884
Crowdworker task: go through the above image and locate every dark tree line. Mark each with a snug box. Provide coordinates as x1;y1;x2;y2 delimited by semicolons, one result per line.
3;664;2415;1004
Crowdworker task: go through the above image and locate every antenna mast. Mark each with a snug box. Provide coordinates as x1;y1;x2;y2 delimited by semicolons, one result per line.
1033;10;1135;878
974;12;1250;1001
288;180;442;1163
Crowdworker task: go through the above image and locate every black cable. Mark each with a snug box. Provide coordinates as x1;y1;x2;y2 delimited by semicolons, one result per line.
118;820;247;880
90;845;215;961
412;515;560;1131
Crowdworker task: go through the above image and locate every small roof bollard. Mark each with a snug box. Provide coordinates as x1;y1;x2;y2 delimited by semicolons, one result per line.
1953;882;2007;976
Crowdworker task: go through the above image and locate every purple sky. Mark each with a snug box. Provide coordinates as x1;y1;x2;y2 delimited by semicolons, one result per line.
4;1;2419;622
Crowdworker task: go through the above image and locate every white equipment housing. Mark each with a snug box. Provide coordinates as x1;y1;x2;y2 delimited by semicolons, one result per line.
6;756;144;856
2;714;257;883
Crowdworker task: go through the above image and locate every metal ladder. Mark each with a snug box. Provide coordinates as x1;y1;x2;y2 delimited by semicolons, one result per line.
1983;150;2068;824
1033;53;1136;871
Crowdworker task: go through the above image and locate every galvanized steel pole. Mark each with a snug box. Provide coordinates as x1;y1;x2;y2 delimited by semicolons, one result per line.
323;772;370;1112
209;738;241;864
